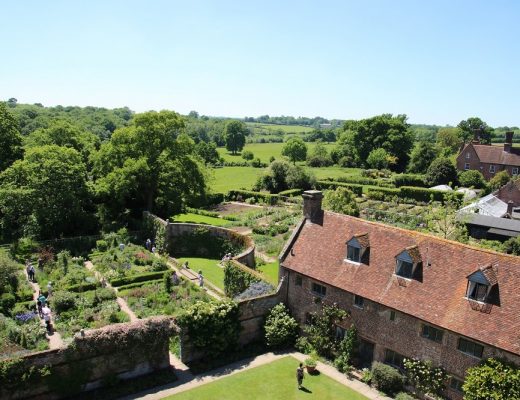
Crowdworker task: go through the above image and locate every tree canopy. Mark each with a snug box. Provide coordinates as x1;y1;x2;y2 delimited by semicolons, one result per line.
282;137;307;164
323;187;360;217
408;141;438;173
458;117;493;144
224;120;247;154
0;103;23;172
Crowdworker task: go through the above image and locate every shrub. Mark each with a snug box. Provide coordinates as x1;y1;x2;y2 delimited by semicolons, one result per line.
489;170;511;191
0;293;16;315
51;291;77;313
323;187;360;217
303;304;348;358
224;262;260;298
278;188;303;197
425;157;458;186
367;148;391;170
263;303;299;349
403;358;448;397
371;362;404;396
316;181;363;197
251;158;264;168
393;174;426;187
235;281;274;300
95;240;108;252
241;150;254;160
295;336;314;354
164;270;173;294
462;358;520;400
395;392;415;400
366;187;400;201
305;356;317;368
458;170;487;189
334;326;358;373
65;282;99;293
109;271;167;287
227;190;279;205
503;236;520;255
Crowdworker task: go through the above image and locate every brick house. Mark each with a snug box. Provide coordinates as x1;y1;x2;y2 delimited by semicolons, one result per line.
279;190;520;399
456;131;520;180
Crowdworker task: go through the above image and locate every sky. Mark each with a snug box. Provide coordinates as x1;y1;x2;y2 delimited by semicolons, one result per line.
1;0;519;126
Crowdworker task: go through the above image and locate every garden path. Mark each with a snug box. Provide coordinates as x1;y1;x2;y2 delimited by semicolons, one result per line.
24;270;64;349
119;351;392;400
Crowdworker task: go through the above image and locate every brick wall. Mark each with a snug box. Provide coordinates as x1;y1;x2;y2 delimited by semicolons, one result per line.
495;181;520;206
281;266;520;400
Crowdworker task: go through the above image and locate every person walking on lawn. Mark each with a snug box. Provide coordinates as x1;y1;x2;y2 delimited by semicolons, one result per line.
296;363;304;389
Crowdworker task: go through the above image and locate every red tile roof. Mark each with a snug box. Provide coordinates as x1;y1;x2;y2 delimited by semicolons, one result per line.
281;212;520;356
466;143;520;166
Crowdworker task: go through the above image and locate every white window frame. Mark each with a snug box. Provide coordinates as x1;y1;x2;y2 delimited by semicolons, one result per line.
464;163;470;170
354;295;364;309
466;281;489;302
466;152;471;159
513;167;519;176
489;165;496;173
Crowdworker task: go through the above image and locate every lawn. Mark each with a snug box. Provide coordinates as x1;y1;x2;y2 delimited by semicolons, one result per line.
246;123;315;134
165;356;369;400
172;213;231;227
211;167;263;193
177;257;225;291
256;261;279;286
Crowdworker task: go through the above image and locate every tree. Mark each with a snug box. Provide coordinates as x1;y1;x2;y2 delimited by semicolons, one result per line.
436;127;463;155
264;303;299;348
489;170;511;191
367;148;391;170
255;160;315;193
424;158;458;186
303;304;348;358
458;170;486;189
458;117;493;144
241;150;254;160
195;141;220;165
282;137;307;164
0;145;93;239
462;358;520;400
407;141;438;173
503;236;520;255
306;140;332;167
93;110;207;224
342;114;413;171
323;187;360;217
0;103;23;171
224;120;247;155
424;193;466;241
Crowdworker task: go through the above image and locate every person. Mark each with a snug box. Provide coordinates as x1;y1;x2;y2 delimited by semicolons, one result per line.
36;299;43;318
151;245;156;254
42;305;52;333
101;277;107;288
38;257;43;269
38;292;47;307
198;270;204;287
145;238;151;250
46;281;53;297
28;264;35;282
183;260;189;269
172;271;179;286
296;363;304;389
119;243;125;251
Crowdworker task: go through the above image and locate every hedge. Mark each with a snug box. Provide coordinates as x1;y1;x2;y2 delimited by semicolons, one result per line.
316;181;363;196
227;190;279;205
366;187;400;201
393;174;427;187
278;188;303;197
109;271;167;287
65;282;100;293
332;176;395;188
116;278;164;291
367;186;464;203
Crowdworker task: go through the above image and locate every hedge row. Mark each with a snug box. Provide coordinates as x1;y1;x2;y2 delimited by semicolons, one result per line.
330;176;394;188
109;271;167;287
185;207;240;221
367;186;464;203
227;190;279;205
316;181;363;197
278;188;303;197
116;278;164;291
392;174;427;187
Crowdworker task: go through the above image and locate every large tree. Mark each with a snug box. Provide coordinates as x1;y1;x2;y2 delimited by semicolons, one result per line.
342;114;413;171
436;127;463;155
93;111;207;224
457;117;493;144
408;141;438;173
0;102;23;172
282;137;307;164
424;157;458;187
323;187;360;217
224;120;247;155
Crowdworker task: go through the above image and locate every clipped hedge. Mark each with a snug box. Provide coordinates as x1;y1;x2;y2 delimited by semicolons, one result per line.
393;174;427;187
316;181;363;197
371;361;405;396
278;188;303;197
65;282;99;293
332;176;394;188
227;190;279;205
109;271;166;287
366;187;400;201
116;278;164;291
400;186;463;203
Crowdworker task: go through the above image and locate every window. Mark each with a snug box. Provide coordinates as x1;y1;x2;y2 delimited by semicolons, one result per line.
389;310;396;321
312;282;326;296
421;324;444;343
396;259;413;279
450;377;464;393
513;167;519;176
466;152;471;159
458;338;484;358
346;245;361;262
464;163;470;170
489;165;496;173
335;326;345;340
295;275;302;286
384;349;405;369
467;281;489;302
354;295;364;309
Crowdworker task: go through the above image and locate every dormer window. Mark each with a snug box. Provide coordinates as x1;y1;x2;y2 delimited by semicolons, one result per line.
345;233;369;264
466;152;470;159
395;246;422;280
466;265;498;303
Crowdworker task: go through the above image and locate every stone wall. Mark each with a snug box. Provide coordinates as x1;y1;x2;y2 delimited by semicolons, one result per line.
1;317;177;400
281;266;520;400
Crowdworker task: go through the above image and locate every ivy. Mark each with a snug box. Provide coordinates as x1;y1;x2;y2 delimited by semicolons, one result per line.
177;300;240;358
403;357;448;398
0;357;50;391
224;261;260;298
462;358;520;400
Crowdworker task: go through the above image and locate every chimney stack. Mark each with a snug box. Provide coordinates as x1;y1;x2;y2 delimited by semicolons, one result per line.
504;131;514;153
302;190;323;223
507;200;514;216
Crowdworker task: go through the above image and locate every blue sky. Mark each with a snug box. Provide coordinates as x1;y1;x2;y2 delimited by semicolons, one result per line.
1;1;519;126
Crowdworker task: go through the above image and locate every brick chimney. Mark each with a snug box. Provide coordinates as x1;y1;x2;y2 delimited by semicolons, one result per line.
302;190;323;223
507;200;514;216
504;131;514;153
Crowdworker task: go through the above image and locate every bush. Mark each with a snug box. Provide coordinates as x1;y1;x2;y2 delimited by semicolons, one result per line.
393;174;426;187
241;150;254;160
51;291;77;313
316;181;363;197
295;336;314;354
503;236;520;255
235;281;274;300
227;190;279;205
400;186;463;203
367;148;391;170
458;170;487;189
109;271;167;287
463;358;520;400
278;188;303;197
224;262;260;298
371;362;404;396
395;392;415;400
65;282;99;293
403;358;448;397
425;157;458;186
334;326;358;373
489;170;511;191
95;240;108;252
263;303;299;349
366;187;400;201
0;293;16;315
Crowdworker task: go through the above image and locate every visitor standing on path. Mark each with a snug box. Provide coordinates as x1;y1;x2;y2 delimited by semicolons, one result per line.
38;292;47;307
42;305;52;333
46;281;53;297
198;270;204;287
27;262;35;282
296;363;304;389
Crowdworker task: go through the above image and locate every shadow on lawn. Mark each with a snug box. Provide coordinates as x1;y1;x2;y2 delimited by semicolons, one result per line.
299;386;312;393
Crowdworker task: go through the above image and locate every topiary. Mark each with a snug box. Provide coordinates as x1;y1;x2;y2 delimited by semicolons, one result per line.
371;361;404;396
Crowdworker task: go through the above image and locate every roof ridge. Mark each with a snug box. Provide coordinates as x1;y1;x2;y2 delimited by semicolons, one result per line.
324;210;520;261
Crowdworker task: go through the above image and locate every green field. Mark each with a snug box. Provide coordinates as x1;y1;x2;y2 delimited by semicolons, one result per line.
165;356;368;400
246;123;315;134
218;142;336;163
177;257;225;291
172;213;231;227
256;261;279;286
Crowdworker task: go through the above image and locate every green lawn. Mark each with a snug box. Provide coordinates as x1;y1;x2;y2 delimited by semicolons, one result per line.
177;257;225;291
211;167;263;193
165;356;368;400
257;261;279;286
247;123;315;134
172;213;231;227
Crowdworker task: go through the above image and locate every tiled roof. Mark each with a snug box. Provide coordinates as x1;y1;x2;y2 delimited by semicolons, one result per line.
281;212;520;356
353;233;370;248
467;143;520;166
480;264;499;286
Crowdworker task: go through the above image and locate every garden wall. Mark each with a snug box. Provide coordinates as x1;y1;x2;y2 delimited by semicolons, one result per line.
143;212;255;268
179;277;288;364
1;317;177;400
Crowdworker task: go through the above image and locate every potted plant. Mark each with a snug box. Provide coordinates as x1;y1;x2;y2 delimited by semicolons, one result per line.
305;355;318;373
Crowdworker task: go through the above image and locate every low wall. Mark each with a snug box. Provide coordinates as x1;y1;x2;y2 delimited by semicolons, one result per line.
143;212;255;268
1;317;177;400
